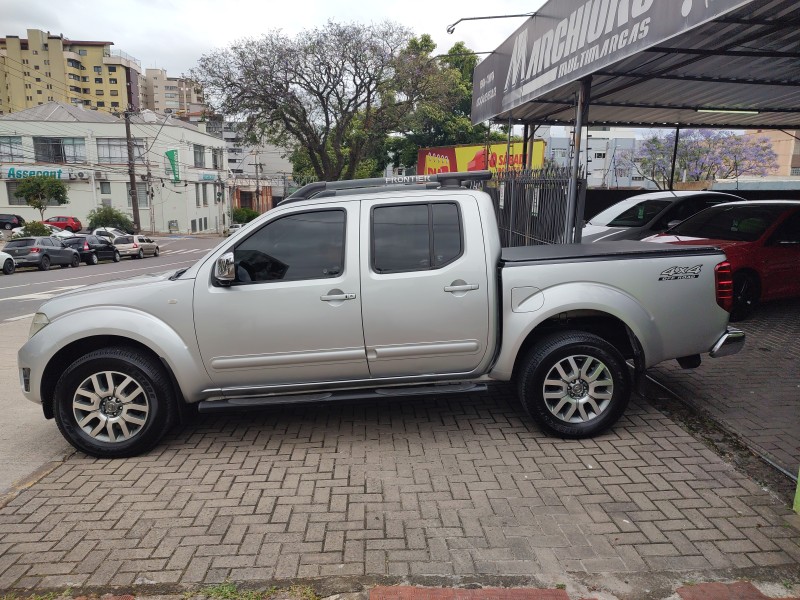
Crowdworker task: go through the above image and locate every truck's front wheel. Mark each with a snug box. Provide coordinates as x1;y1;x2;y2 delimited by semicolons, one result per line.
518;331;630;438
53;347;177;458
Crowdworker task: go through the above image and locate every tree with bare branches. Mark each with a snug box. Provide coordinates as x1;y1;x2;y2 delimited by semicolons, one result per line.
193;21;459;181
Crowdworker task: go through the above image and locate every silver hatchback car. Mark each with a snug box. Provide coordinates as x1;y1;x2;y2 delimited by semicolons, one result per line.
113;235;160;259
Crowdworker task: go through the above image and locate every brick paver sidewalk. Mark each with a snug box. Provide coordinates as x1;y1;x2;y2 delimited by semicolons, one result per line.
649;298;800;478
1;386;798;592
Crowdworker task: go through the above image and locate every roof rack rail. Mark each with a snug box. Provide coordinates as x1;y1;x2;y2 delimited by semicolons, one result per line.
279;170;492;205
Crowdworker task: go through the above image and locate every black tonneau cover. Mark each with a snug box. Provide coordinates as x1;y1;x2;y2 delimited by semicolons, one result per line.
501;241;722;266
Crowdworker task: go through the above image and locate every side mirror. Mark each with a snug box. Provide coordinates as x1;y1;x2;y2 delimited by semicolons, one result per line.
215;252;235;285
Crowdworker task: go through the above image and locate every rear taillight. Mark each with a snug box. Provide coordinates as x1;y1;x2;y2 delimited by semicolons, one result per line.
83;242;90;250
715;261;733;312
30;247;41;253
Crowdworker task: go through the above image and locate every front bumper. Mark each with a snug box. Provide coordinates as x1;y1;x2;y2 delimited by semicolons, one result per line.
709;327;745;358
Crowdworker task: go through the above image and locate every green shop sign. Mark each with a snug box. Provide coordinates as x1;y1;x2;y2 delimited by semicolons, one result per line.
5;167;66;179
165;149;180;183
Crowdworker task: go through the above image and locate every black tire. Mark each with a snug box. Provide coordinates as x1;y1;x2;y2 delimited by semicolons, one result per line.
134;249;143;259
38;255;51;271
2;258;14;275
730;272;760;322
53;347;177;458
517;330;631;438
112;251;121;263
64;226;74;233
87;252;99;266
70;254;80;268
154;246;160;257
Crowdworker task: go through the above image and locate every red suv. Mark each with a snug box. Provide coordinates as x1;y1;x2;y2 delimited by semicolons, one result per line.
44;215;82;233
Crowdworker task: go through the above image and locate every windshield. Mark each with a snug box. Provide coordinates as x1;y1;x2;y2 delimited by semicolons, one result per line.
5;239;34;248
669;204;786;242
589;198;671;227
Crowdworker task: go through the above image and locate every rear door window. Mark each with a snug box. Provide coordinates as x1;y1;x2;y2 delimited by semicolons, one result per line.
4;239;34;248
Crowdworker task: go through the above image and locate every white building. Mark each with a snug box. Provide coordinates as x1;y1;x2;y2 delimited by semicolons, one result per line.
0;102;229;234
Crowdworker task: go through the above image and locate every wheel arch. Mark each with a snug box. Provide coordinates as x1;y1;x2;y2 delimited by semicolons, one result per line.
40;335;185;419
733;267;761;296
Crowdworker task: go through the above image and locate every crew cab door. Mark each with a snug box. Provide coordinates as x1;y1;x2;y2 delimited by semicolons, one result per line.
193;201;369;392
360;195;490;378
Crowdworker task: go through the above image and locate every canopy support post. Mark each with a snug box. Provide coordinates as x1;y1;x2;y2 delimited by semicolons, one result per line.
566;76;591;244
669;126;681;191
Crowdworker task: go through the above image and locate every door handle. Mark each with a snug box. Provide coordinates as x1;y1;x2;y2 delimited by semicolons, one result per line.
321;293;356;301
444;284;479;293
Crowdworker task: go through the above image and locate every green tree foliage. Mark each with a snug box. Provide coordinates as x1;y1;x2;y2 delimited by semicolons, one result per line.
194;21;457;181
13;176;68;221
388;39;505;170
233;207;260;223
86;205;134;231
14;221;50;238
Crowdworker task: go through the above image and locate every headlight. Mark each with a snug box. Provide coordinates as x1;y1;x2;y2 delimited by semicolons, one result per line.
29;313;50;338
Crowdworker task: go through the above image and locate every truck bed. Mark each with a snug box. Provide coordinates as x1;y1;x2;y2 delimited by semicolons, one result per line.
501;241;722;265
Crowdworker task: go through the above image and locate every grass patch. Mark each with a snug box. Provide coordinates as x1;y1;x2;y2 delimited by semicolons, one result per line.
190;582;319;600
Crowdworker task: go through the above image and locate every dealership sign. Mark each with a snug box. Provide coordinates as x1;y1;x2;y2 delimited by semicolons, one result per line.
471;0;752;124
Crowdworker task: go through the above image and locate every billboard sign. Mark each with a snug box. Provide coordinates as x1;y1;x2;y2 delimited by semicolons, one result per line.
471;0;752;124
417;141;545;175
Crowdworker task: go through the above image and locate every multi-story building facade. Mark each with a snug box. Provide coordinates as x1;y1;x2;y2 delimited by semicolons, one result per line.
0;28;143;115
0;102;229;234
745;129;800;176
142;68;206;119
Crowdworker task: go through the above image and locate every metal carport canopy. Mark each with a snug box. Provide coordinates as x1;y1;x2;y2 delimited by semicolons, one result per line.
471;0;800;129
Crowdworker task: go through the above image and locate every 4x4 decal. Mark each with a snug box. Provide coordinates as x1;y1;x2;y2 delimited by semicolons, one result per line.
659;265;702;281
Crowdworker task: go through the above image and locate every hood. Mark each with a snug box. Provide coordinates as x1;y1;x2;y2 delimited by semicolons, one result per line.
581;224;634;243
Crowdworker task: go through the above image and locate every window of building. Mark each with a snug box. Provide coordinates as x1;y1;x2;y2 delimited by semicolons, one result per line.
96;90;104;96
195;183;201;207
595;152;606;159
372;203;462;273
0;136;24;161
25;84;32;89
212;148;222;169
22;59;29;65
46;84;52;90
95;77;103;83
111;101;119;108
126;182;149;208
35;77;41;82
82;88;90;94
165;93;178;99
202;183;208;206
67;59;81;69
97;137;144;164
100;181;111;194
33;137;86;163
93;66;102;73
36;90;42;95
108;66;117;72
97;101;105;107
78;49;87;56
26;96;33;101
193;144;205;168
234;210;346;283
44;59;50;65
228;158;239;164
110;90;118;96
109;78;117;84
791;167;800;176
6;181;61;205
34;65;40;70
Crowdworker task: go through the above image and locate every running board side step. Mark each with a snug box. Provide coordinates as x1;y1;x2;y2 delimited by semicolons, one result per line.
197;382;488;413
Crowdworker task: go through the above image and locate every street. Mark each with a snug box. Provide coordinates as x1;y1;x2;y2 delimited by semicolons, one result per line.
0;236;222;322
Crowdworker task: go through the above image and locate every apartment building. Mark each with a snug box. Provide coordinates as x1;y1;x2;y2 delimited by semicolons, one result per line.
745;129;800;176
0;102;228;234
142;68;206;119
0;28;143;115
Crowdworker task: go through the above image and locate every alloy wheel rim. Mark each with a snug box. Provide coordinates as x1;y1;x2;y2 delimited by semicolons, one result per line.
542;354;613;423
72;370;150;443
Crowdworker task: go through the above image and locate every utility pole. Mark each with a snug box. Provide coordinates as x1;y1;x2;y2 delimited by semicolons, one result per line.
124;107;141;232
254;152;261;213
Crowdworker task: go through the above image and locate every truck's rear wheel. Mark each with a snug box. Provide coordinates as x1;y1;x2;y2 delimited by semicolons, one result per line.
53;347;176;458
518;331;630;438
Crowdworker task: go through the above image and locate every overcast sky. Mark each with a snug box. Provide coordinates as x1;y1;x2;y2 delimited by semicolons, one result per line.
3;0;545;76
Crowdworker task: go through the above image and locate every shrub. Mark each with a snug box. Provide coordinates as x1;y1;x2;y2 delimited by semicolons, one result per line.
232;207;260;223
14;221;51;237
87;206;134;231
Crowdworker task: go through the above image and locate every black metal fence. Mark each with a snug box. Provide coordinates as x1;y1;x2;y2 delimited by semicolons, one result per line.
478;167;586;246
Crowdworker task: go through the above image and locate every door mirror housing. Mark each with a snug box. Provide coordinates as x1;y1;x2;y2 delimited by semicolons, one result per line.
215;252;235;285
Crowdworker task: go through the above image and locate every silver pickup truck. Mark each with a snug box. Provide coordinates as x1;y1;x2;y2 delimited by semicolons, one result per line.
18;172;744;458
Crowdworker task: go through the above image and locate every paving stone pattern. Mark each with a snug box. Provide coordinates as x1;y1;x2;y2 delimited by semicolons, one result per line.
649;298;800;477
1;388;798;590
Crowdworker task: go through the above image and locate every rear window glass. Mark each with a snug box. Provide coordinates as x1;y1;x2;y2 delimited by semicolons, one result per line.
116;236;133;244
5;239;34;248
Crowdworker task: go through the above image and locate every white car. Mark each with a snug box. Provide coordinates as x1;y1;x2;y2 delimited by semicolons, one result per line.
1;250;14;275
92;227;129;241
12;224;74;239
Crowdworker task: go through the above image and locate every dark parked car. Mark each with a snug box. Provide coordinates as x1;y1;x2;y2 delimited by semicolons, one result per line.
0;214;26;231
582;191;744;242
62;235;121;265
3;237;81;271
644;200;800;320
